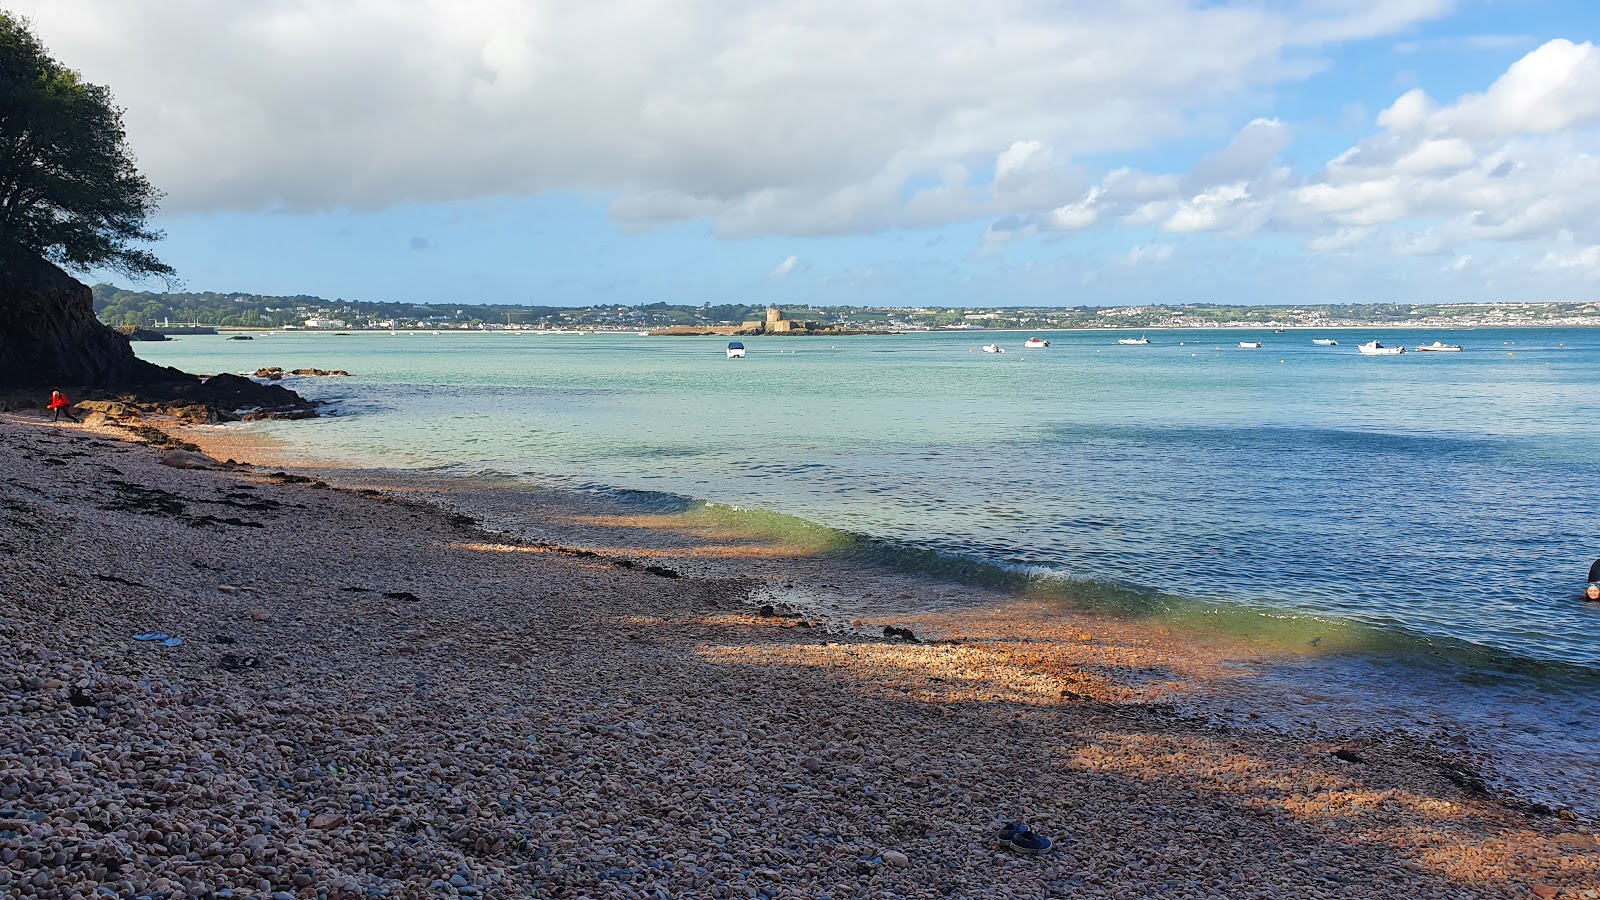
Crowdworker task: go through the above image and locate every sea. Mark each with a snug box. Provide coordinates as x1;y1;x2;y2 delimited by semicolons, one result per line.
133;326;1600;814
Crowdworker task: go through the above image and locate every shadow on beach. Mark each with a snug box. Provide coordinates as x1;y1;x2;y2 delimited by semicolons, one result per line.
0;415;1595;898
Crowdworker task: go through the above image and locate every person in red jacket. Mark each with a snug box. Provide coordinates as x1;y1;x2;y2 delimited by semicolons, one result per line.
47;390;78;423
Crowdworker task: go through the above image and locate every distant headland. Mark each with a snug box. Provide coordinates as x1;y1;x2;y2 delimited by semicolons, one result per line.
92;284;1600;334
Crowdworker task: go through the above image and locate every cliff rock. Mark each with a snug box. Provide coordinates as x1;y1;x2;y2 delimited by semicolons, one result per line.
0;253;187;388
0;254;317;420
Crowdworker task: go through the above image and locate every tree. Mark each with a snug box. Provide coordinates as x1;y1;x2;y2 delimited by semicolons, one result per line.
0;13;172;280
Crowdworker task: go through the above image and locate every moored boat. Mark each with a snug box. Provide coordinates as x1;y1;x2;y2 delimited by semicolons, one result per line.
1118;336;1150;345
1357;340;1404;356
1414;341;1462;352
981;343;1005;354
1312;338;1338;346
726;341;746;359
1024;337;1049;349
1239;341;1262;349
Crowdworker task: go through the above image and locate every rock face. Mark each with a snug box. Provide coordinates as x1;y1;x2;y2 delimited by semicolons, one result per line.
0;254;189;388
0;254;318;420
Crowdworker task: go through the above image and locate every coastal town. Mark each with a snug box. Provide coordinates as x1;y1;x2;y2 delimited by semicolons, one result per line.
91;283;1600;333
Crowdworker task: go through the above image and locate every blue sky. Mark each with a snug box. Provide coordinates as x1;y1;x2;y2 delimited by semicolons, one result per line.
24;0;1600;307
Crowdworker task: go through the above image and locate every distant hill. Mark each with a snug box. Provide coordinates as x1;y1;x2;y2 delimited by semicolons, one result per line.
90;284;1600;331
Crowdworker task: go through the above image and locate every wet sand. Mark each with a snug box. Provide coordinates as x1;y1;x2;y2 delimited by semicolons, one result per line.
1;412;1596;899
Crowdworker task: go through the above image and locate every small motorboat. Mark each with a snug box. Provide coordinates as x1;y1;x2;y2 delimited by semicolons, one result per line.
1414;341;1463;352
1312;339;1338;346
726;341;746;359
1024;337;1050;349
1118;336;1150;345
1358;340;1405;356
982;343;1005;354
1239;341;1262;349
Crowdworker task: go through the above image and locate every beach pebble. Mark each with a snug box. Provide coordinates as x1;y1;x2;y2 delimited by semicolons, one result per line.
0;417;1590;900
159;448;217;469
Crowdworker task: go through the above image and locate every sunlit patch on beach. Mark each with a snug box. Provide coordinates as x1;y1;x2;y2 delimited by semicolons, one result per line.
693;639;1180;706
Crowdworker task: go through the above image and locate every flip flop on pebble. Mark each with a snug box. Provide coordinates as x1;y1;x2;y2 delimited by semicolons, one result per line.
217;654;261;671
1008;827;1053;855
134;632;170;641
161;637;183;647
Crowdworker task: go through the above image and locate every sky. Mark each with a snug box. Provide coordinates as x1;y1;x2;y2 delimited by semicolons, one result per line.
20;0;1600;308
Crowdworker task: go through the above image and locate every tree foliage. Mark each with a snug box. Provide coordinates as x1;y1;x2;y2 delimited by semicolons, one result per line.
0;13;171;279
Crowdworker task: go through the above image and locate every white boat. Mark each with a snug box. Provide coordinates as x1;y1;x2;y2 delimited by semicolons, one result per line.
1312;339;1338;346
981;343;1005;354
726;341;746;359
1023;337;1050;349
1358;340;1405;356
1118;336;1150;345
1239;341;1262;349
1414;341;1462;352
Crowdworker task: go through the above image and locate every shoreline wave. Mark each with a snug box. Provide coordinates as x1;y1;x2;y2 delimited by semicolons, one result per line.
511;472;1600;688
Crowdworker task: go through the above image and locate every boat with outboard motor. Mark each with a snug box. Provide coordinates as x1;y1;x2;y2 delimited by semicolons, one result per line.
1118;336;1150;345
1414;341;1462;352
1024;337;1049;349
1358;340;1404;356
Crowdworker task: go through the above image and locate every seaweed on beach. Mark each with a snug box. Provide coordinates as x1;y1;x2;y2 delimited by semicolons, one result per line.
97;480;264;528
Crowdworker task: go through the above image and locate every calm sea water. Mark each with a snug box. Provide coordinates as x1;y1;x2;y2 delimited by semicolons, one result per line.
135;326;1600;811
137;326;1600;669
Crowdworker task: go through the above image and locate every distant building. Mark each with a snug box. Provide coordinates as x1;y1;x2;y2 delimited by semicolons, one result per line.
742;307;817;333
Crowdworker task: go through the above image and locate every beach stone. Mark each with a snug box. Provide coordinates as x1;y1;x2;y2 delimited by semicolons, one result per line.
881;850;908;867
801;757;824;774
1532;887;1560;900
159;448;217;470
247;609;272;621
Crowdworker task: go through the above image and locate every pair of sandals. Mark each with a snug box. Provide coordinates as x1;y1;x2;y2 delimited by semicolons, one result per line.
997;821;1053;854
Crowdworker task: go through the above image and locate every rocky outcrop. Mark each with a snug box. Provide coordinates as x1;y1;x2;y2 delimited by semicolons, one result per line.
117;326;170;342
0;253;190;387
0;253;317;420
253;367;352;379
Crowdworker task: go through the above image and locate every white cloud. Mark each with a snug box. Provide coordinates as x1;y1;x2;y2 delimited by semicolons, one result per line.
769;255;803;279
26;0;1448;236
1126;243;1175;265
1539;245;1600;272
1000;37;1600;281
1305;227;1374;253
1163;182;1253;233
1434;39;1600;138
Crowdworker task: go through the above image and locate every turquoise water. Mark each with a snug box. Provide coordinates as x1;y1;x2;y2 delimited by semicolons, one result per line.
137;327;1600;675
134;327;1600;812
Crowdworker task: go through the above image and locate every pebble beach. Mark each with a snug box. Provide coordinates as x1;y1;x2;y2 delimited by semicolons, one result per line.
2;414;1597;899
